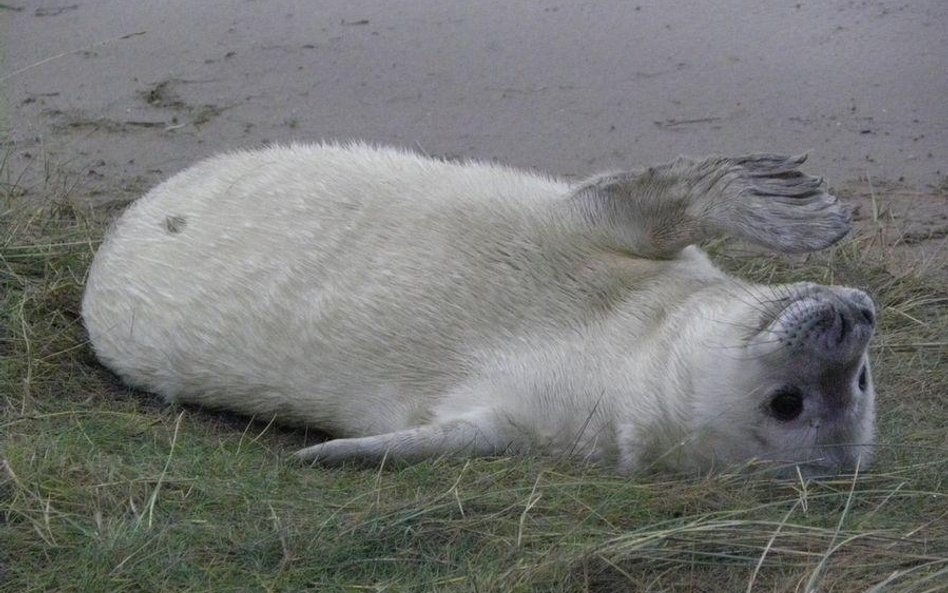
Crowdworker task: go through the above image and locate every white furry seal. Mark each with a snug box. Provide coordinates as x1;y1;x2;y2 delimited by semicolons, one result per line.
82;143;876;473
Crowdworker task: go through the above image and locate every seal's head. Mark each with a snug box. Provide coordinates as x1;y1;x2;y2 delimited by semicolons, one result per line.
681;283;876;474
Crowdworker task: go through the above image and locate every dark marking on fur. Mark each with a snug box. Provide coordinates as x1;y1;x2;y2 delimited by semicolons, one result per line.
163;215;187;234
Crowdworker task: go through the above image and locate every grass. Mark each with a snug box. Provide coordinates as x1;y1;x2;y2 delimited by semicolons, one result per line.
1;170;946;592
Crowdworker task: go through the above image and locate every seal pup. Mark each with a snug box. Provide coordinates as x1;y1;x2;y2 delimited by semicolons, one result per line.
81;143;876;473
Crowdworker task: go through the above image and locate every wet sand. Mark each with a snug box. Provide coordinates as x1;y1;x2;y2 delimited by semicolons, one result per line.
2;1;946;205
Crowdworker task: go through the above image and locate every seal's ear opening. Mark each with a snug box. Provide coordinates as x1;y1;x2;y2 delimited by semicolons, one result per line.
768;386;804;422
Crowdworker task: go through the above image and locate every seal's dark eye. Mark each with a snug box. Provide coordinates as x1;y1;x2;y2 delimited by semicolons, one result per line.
858;366;868;391
769;387;804;422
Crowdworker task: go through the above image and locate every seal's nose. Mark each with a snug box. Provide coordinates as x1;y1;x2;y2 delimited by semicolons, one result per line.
840;288;875;328
835;288;876;336
831;298;874;345
799;290;876;363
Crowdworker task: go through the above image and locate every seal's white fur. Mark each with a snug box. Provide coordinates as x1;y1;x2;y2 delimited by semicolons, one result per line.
82;143;876;473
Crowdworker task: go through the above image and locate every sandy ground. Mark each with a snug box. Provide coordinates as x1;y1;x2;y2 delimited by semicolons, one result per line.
1;1;946;271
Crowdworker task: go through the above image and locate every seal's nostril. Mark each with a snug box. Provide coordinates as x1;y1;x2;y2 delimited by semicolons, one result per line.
836;312;849;343
859;307;875;326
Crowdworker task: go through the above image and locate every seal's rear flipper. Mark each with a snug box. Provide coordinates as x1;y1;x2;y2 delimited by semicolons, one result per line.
571;153;850;258
295;417;504;465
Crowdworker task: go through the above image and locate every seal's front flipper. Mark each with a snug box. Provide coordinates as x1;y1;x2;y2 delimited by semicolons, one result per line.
295;417;505;465
702;153;851;253
571;153;850;258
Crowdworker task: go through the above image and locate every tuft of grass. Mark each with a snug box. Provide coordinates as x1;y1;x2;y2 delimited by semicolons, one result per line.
2;172;946;592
